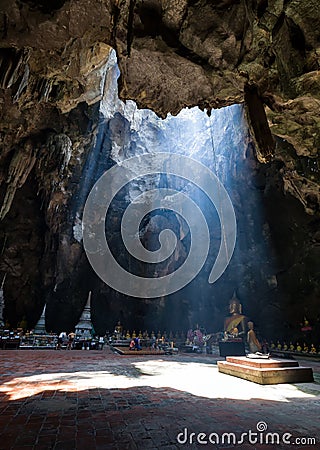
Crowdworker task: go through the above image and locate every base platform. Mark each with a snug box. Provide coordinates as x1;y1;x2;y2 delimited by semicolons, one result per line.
217;356;314;384
218;340;245;357
112;346;165;356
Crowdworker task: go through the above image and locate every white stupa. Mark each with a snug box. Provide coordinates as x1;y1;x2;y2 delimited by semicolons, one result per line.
34;304;47;334
75;291;93;338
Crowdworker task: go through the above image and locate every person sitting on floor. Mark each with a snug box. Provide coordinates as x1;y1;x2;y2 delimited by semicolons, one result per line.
134;337;142;350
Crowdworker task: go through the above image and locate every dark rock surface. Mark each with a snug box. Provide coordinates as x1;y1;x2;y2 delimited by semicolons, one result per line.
0;1;319;340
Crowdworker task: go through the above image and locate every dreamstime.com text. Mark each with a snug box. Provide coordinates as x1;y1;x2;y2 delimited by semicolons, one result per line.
176;422;317;446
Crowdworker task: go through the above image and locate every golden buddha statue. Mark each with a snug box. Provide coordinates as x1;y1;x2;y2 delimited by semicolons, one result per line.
310;344;316;354
231;327;239;337
283;342;288;351
296;342;302;352
114;321;123;338
224;293;247;337
289;342;295;351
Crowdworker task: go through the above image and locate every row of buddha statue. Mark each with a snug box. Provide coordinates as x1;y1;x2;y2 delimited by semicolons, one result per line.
113;322;186;342
270;341;319;354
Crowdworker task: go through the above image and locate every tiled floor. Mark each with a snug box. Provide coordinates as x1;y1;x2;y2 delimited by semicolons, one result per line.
0;348;319;449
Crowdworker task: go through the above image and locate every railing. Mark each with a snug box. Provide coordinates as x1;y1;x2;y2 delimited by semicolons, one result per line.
19;334;58;349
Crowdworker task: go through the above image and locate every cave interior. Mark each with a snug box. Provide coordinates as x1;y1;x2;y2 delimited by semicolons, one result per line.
0;0;319;345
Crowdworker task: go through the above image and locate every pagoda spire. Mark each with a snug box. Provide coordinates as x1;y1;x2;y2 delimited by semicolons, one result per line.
34;304;47;334
75;291;93;338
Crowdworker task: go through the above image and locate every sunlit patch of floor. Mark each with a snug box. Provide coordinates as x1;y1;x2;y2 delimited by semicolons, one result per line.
1;359;318;402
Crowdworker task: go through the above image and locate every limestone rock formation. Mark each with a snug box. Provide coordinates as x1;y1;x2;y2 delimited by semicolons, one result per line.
0;1;318;338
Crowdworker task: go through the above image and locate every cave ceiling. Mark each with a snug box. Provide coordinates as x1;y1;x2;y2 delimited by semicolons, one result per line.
0;0;319;216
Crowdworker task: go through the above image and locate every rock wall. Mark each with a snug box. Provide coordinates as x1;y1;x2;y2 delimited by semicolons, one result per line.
0;1;319;339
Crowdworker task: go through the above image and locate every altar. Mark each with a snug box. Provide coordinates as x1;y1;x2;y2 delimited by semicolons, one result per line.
219;339;246;357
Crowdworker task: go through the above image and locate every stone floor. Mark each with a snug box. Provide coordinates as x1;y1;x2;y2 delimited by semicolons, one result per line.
0;347;319;449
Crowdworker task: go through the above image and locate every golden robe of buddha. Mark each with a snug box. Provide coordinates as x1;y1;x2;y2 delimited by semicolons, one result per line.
224;293;247;336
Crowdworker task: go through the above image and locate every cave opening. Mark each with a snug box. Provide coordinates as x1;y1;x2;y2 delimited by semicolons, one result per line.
0;49;318;347
73;50;281;340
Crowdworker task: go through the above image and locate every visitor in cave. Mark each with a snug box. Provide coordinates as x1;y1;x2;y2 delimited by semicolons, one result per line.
134;336;142;350
56;331;67;350
67;331;75;350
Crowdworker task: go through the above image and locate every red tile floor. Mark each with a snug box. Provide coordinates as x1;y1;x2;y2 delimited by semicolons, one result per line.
0;347;319;449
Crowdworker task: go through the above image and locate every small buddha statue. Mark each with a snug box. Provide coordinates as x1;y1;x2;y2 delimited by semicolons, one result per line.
114;321;123;339
303;343;309;353
138;330;143;339
289;342;295;351
301;317;312;332
132;330;136;338
126;331;131;339
151;331;155;339
231;327;239;337
277;341;282;350
310;344;316;354
296;342;302;352
19;316;28;332
283;342;288;351
270;341;275;349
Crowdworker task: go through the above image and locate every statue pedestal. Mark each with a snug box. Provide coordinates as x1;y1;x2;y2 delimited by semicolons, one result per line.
218;356;314;384
219;340;245;357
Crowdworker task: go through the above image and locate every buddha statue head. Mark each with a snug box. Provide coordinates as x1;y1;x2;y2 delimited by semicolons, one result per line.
229;292;242;315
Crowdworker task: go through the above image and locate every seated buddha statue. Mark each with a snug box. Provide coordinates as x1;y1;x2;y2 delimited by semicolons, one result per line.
224;293;247;337
114;321;123;339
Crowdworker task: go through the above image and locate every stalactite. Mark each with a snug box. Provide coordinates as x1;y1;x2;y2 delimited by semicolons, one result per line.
31;77;54;102
35;133;72;233
244;83;275;163
13;63;29;103
0;139;37;220
0;47;29;90
37;134;72;176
